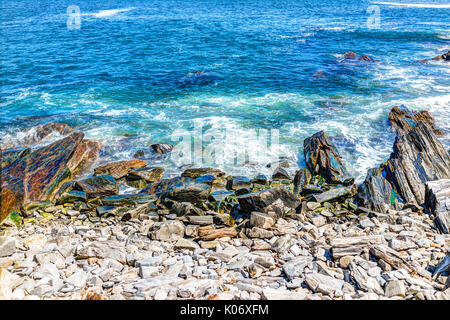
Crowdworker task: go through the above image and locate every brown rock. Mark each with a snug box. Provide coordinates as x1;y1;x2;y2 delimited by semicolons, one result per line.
94;159;147;179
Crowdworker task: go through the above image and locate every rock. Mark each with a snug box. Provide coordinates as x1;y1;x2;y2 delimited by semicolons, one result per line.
74;175;118;199
226;176;252;191
431;50;450;62
126;167;165;184
237;187;301;216
94;159;147;179
305;272;345;296
140;177;184;198
66;271;88;288
0;268;14;299
385;280;406;298
174;239;200;250
293;168;311;195
313;187;350;203
359;54;373;62
149;221;185;241
369;245;414;273
187;215;213;225
1;147;30;169
164;182;211;203
271;235;294;253
262;288;308;300
425;179;450;234
0;237;16;257
383;106;450;206
22;122;73;147
249;212;274;229
342;51;358;60
331;235;384;258
349;261;383;294
198;227;238;240
388;105;443;136
171;202;204;216
357;167;402;213
76;242;127;264
310;215;326;227
271;167;291;180
303;131;352;184
339;256;353;269
102;194;157;206
138;266;159;279
151;144;174;154
120;202;155;221
247;227;274;239
181;168;225;179
56;190;87;204
1;132;85;223
66;139;101;177
432;255;450;279
251;174;268;185
283;256;314;280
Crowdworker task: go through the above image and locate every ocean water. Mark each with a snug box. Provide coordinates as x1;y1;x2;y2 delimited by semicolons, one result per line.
1;0;449;182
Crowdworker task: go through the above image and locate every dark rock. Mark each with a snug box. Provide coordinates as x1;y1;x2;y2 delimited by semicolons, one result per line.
74;175;118;199
56;190;87;204
140;177;185;198
102;194;157;206
237;187;301;215
227;176;252;191
388;105;444;136
359;54;373;62
1;132;84;223
433;255;450;279
195;175;216;185
303;131;351;184
425;179;450;234
181;168;225;179
164;181;211;203
94;159;147;179
151;144;174;154
127;167;165;183
251;174;268;185
384;115;450;206
293;168;312;195
271;167;291;180
356;167;402;213
208;190;235;203
96;206;120;216
343;51;358;60
431;50;450;62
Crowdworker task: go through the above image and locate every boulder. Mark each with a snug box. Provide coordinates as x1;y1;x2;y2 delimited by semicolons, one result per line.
1;132;84;223
181;168;225;179
226;176;252;191
149;221;185;241
140;177;184;198
171;202;204;216
66;139;101;177
237;187;300;216
164;181;211;203
425;179;450;234
313;187;350;203
73;175;118;199
93;159;147;179
271;167;291;180
0;237;16;257
303;131;352;184
388;105;443;136
127;167;164;183
293;168;311;195
249;212;274;229
431;50;450;62
102;194;157;206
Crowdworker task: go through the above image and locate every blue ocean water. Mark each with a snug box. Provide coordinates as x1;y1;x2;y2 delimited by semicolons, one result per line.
1;0;449;181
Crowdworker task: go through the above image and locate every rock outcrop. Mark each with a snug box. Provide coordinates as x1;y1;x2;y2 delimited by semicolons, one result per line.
425;179;450;234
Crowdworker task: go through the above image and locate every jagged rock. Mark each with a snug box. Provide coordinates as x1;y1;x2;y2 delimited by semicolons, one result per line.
67;139;101;177
164;181;211;203
349;261;383;294
247;227;274;239
73;175;118;199
1;147;31;168
313;187;350;203
305;272;345;296
357;167;402;213
384;280;406;298
181;168;225;179
174;239;199;250
369;245;414;273
343;51;358;59
237;187;301;216
140;177;184;198
151;144;174;154
0;237;16;257
271;235;294;253
331;235;384;258
432;255;450;279
149;221;185;241
384;109;450;206
431;50;450;62
93;159;147;179
283;256;314;281
187;215;213;225
126;167;164;183
303;131;352;184
425;179;450;234
251;174;268;185
226;176;252;191
171;202;204;216
293;168;311;195
76;242;127;264
1;132;84;223
388;105;443;136
56;190;87;204
120;202;155;221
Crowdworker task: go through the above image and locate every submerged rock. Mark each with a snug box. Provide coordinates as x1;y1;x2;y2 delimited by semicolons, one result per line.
431;50;450;62
304;131;352;184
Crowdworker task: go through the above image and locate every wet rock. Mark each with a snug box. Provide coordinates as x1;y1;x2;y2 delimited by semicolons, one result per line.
357;167;402;213
343;51;358;60
165;182;211;203
151;144;174;154
94;159;147;179
208;190;234;203
293;168;311;195
384;107;450;206
56;190;87;204
226;176;252;191
181;168;225;179
0;237;16;257
431;50;450;62
388;105;443;136
24;122;73;147
303;131;352;184
251;174;268;185
74;175;118;199
149;221;185;241
425;179;450;234
271;167;291;180
140;177;184;198
67;139;101;177
237;187;301;216
1;132;84;223
249;212;274;229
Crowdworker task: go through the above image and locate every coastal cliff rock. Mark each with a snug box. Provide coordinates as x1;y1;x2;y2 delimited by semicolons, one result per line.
341;51;374;62
304;131;352;185
388;105;443;135
67;139;102;177
425;179;450;234
93;159;147;179
1;133;84;222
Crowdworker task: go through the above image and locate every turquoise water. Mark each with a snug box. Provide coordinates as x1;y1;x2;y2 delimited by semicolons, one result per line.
1;0;449;181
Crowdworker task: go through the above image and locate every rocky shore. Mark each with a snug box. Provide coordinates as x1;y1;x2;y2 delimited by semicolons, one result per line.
0;105;449;300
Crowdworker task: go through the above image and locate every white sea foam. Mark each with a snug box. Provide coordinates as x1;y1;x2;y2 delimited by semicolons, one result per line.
372;2;450;8
81;8;134;18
